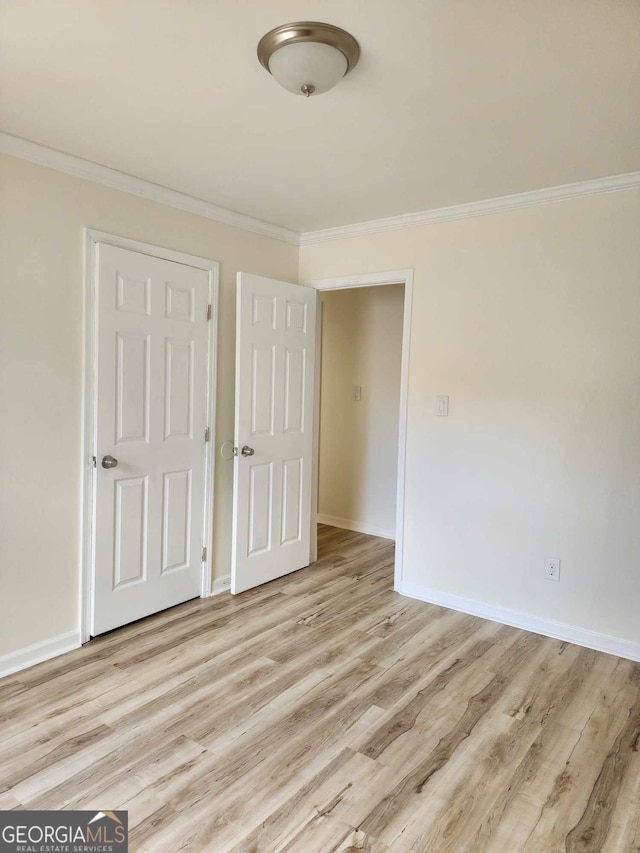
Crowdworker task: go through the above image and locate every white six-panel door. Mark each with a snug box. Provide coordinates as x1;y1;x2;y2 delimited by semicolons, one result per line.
92;243;211;635
231;273;317;593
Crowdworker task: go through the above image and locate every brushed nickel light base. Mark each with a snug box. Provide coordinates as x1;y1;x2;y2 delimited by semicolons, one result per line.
257;22;360;96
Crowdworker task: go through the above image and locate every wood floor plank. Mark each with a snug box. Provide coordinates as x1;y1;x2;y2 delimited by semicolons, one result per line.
520;685;635;849
564;685;640;852
476;650;634;852
1;524;638;851
227;749;358;852
599;708;640;853
356;632;550;845
0;791;21;810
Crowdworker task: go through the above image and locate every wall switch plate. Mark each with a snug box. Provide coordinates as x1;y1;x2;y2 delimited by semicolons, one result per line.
352;386;362;402
436;395;449;416
544;557;560;582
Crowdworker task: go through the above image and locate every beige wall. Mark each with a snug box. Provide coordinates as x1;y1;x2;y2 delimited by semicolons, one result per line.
0;153;298;658
301;189;640;646
2;149;640;662
319;285;403;536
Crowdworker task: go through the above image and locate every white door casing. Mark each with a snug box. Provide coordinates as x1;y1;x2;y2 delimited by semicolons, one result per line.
231;273;317;594
91;240;213;635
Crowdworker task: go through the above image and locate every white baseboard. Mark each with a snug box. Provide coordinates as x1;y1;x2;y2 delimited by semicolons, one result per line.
317;514;395;540
398;581;640;663
0;631;81;680
211;574;231;596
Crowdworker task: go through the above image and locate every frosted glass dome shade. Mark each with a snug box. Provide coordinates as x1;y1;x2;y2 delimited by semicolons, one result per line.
268;42;349;96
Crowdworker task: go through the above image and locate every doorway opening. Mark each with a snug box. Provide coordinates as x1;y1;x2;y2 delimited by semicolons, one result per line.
306;270;413;590
318;284;404;536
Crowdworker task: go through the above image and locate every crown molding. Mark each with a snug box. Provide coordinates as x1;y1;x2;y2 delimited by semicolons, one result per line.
299;170;640;245
0;132;299;245
2;131;638;248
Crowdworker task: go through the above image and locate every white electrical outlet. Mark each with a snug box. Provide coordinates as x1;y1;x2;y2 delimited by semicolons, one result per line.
352;386;362;401
544;557;560;582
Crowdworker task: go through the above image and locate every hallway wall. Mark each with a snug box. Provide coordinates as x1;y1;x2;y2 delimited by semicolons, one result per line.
318;284;404;537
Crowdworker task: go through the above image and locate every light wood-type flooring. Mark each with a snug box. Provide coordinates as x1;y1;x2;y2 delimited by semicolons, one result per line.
1;526;640;851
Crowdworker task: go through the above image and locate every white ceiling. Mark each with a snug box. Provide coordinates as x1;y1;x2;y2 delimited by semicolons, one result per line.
1;0;638;232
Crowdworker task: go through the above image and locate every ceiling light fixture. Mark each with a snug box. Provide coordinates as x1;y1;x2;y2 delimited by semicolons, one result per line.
257;22;360;98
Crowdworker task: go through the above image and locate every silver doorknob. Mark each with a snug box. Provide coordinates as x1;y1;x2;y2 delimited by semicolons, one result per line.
101;454;119;469
241;446;255;457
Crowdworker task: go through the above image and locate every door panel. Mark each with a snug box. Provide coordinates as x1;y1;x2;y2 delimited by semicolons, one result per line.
116;332;150;443
113;475;148;587
164;337;194;439
251;344;276;435
281;458;303;544
284;347;305;432
161;469;192;574
248;462;273;555
92;243;210;635
232;273;317;594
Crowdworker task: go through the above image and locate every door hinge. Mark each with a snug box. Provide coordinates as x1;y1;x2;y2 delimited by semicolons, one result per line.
207;304;212;320
92;456;97;468
201;546;207;562
204;426;210;442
